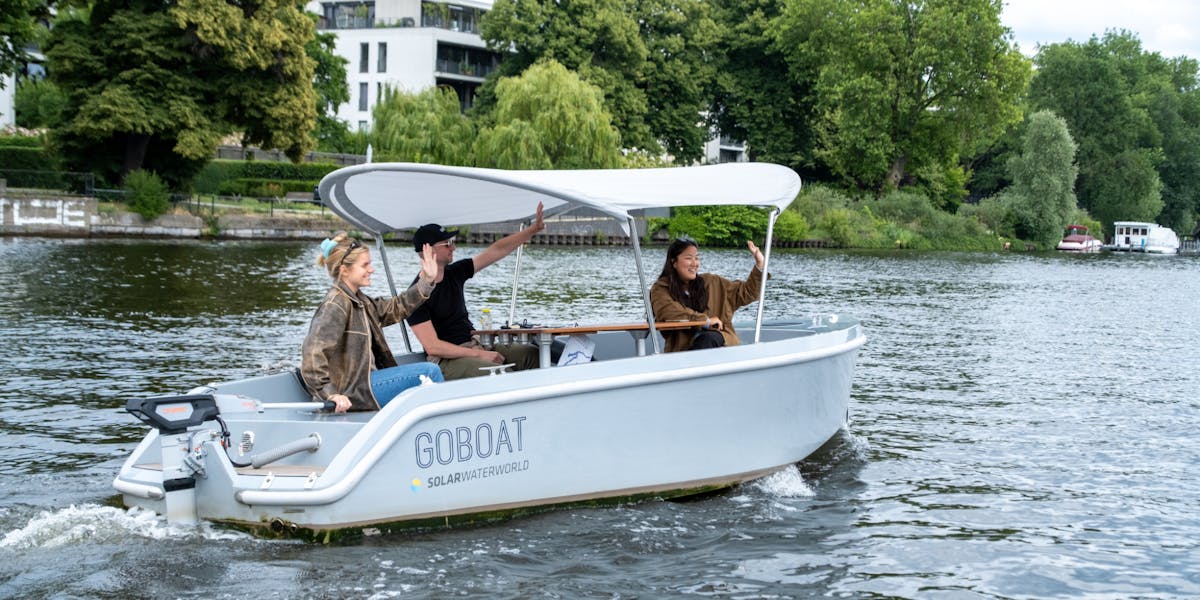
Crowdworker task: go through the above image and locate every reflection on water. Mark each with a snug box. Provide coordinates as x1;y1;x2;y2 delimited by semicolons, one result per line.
1;237;1199;597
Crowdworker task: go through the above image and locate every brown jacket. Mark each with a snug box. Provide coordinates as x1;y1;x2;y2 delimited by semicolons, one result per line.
301;279;433;411
650;266;764;353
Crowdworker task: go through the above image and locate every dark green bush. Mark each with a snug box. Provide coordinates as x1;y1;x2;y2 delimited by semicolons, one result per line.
0;146;49;169
191;160;338;194
125;170;171;220
217;178;320;197
0;135;47;148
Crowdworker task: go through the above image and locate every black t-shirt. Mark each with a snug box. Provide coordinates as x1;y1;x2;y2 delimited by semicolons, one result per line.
406;258;476;345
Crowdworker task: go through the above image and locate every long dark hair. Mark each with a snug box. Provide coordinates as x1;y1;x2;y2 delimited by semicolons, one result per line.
657;238;707;312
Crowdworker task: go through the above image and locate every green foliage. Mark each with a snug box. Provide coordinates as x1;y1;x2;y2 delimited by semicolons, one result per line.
307;27;351;151
476;61;622;169
45;0;318;188
1087;149;1164;234
480;0;717;162
0;145;50;169
667;205;772;247
773;0;1030;190
707;0;813;168
785;184;1004;250
959;193;1018;239
217;178;319;197
13;77;67;129
913;162;970;213
1029;31;1197;235
773;210;810;242
124;169;171;220
0;134;46;148
1006;110;1079;246
190;159;337;194
472;121;552;170
0;0;47;82
371;86;475;165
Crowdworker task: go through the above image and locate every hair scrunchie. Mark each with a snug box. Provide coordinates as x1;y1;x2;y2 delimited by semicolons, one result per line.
320;238;338;259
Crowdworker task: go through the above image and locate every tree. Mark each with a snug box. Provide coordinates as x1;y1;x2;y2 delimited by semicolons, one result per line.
0;0;48;84
1027;31;1191;235
308;27;351;152
1006;110;1078;246
708;0;816;169
370;85;476;165
773;0;1030;191
474;60;622;169
13;76;66;128
44;0;317;187
480;0;717;162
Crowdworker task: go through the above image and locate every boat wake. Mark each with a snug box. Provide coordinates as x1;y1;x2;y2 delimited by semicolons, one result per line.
751;466;815;498
0;504;254;550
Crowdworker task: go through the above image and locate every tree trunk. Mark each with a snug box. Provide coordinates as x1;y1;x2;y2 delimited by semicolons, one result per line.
886;155;908;190
122;134;151;183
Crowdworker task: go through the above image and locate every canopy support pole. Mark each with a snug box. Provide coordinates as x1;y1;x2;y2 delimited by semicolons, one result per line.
375;235;412;353
629;216;660;354
507;223;525;327
754;209;780;344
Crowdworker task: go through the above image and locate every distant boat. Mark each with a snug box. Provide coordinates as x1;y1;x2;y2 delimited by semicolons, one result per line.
1055;224;1102;252
1105;221;1180;254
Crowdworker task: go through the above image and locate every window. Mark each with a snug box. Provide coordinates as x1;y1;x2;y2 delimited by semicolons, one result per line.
358;120;368;131
377;42;387;73
359;82;368;111
359;43;369;73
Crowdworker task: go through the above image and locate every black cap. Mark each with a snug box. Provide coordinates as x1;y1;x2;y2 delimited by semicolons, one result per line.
413;223;456;252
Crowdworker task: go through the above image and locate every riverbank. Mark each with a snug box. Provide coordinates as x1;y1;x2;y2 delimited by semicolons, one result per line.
0;192;761;246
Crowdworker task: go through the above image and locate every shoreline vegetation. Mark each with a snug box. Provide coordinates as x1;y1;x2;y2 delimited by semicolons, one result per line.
1;189;1057;252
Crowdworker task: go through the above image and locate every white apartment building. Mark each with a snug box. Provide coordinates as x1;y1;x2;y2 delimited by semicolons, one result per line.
1;75;15;129
309;0;745;163
307;0;499;130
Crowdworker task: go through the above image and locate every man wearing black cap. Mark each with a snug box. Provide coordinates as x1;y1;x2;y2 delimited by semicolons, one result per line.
405;202;544;379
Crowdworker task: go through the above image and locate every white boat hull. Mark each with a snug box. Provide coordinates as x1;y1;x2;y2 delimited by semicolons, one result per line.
114;318;864;540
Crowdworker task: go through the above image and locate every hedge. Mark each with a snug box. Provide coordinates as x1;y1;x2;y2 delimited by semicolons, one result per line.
217;178;321;198
0;135;46;148
192;159;339;193
0;146;50;170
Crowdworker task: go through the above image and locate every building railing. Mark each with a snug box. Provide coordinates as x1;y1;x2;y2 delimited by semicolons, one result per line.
434;58;495;78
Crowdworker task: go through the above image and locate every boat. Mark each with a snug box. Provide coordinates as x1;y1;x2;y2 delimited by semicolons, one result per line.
1055;224;1102;252
113;162;866;541
1105;221;1180;254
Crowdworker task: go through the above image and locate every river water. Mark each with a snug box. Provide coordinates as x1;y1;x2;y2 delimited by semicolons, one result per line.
1;238;1197;598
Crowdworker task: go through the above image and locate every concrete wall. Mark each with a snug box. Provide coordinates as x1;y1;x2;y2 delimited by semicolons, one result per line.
0;194;347;239
1;194;96;234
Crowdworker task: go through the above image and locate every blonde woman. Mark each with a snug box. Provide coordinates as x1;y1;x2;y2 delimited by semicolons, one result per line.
301;233;443;413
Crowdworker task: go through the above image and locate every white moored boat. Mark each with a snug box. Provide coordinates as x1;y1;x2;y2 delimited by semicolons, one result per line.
1055;224;1102;252
1106;221;1180;254
113;162;866;541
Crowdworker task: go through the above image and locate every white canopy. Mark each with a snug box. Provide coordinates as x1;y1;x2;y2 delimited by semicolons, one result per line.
317;162;802;234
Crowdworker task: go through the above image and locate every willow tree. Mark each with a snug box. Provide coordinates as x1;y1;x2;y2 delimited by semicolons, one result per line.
773;0;1030;192
1007;110;1079;246
473;60;622;169
480;0;717;162
370;85;476;165
45;0;317;187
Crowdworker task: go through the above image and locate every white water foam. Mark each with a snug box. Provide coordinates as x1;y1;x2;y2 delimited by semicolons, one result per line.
752;465;815;498
0;504;253;550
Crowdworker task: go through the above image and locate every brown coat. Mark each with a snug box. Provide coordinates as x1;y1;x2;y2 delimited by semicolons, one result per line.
650;266;764;353
301;279;433;411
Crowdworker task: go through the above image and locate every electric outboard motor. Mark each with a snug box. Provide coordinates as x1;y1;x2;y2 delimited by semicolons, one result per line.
126;394;221;525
